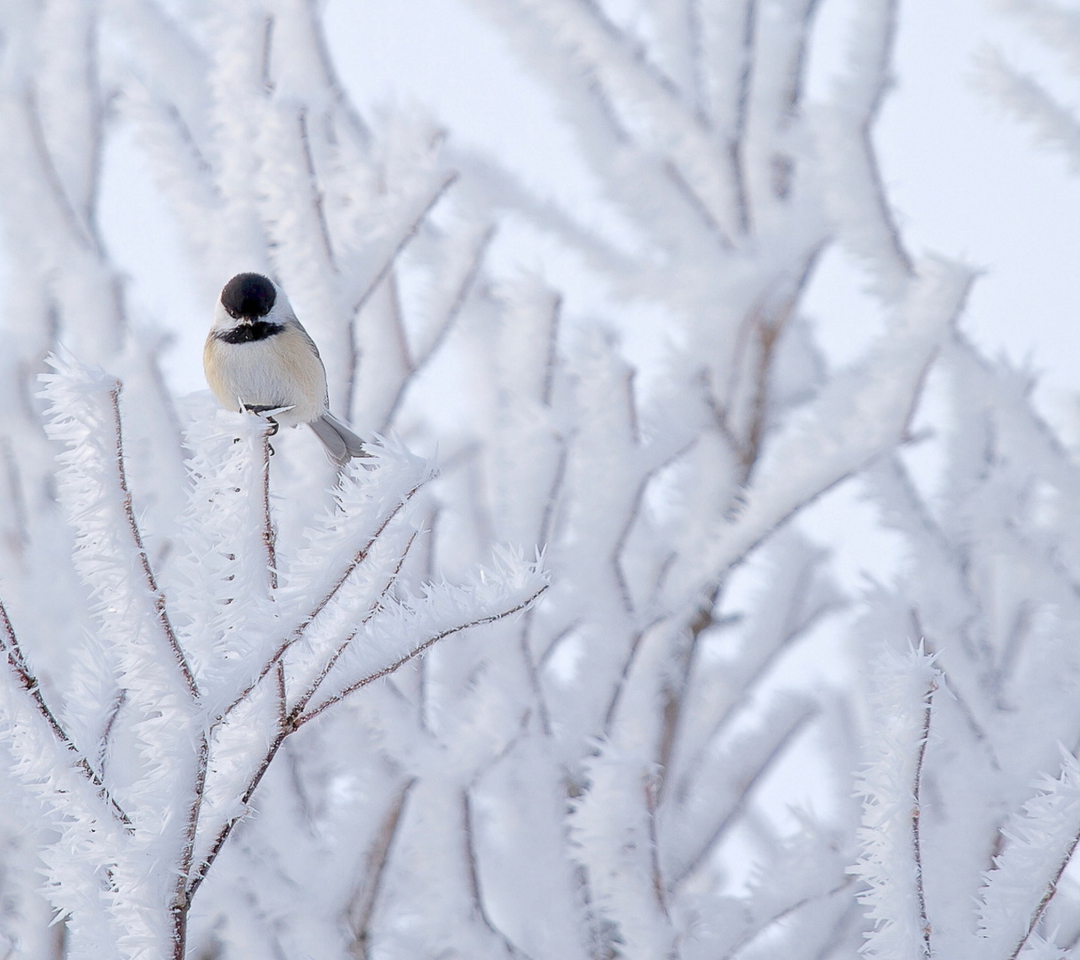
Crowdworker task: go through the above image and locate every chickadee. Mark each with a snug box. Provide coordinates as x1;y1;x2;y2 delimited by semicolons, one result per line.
204;272;368;465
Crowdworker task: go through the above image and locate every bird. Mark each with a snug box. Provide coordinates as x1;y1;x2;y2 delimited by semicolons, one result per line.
204;272;369;465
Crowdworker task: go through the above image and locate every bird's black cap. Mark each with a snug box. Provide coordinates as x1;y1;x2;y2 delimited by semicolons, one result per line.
221;273;277;320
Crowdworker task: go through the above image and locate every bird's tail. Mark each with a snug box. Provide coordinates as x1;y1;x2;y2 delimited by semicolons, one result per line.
308;413;371;466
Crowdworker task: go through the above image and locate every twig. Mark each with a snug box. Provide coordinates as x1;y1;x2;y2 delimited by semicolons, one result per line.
644;771;670;920
188;585;546;901
345;777;416;958
350;171;459;318
463;789;534;959
1;438;29;557
725;878;855;959
108;386;199;699
23;87;100;256
295;585;548;727
913;676;935;959
97;688;126;777
297;106;336;271
288;531;418;718
260;427;278;592
0;597;131;828
541;294;562;408
731;0;756;234
378;223;494;434
673;703;817;888
663;157;733;249
172;732;210;960
221;480;427;720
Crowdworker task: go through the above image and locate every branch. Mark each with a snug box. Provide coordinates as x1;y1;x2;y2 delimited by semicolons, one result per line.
189;584;545;902
378;222;494;433
912;676;933;958
350;171;459;317
671;700;816;888
344;777;416;958
0;598;131;828
295;585;548;727
287;530;419;719
220;478;427;721
108;386;198;699
463;788;535;959
297;106;337;270
260;425;278;592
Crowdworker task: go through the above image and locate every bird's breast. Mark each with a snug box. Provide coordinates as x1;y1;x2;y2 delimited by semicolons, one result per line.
204;325;328;426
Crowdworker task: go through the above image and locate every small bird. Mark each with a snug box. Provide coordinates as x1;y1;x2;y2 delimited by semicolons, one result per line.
204;272;369;465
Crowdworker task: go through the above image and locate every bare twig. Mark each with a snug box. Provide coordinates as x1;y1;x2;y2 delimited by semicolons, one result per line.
726;878;855;960
260;427;278;592
345;777;417;958
172;732;210;960
731;0;756;234
108;386;198;699
221;479;427;720
644;771;670;920
189;585;545;901
463;789;534;959
541;294;562;408
663;157;733;249
297;106;336;270
23;87;100;255
673;702;817;888
296;585;548;727
288;530;418;719
378;223;494;433
350;172;459;318
97;688;126;777
913;676;935;959
0;597;131;828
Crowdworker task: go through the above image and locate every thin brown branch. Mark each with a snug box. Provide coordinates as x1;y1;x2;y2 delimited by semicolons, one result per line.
602;619;666;736
297;106;337;270
731;0;756;234
727;878;855;960
109;386;198;699
686;0;708;126
541;294;562;408
296;585;548;728
644;771;670;921
351;171;459;318
463;789;534;959
345;777;416;959
663;157;733;249
288;531;418;719
261;15;275;94
377;223;494;434
0;597;131;828
97;688;126;776
221;479;427;721
260;427;278;592
612;437;698;616
190;585;545;903
672;583;840;800
673;703;817;888
23;87;100;256
913;677;935;959
1;438;29;557
186;720;290;903
172;732;210;960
